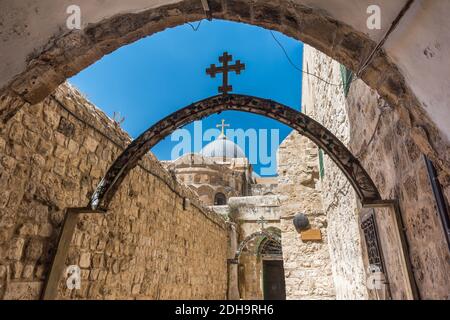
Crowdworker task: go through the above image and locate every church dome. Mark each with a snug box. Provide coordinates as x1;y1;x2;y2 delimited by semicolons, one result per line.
201;134;246;159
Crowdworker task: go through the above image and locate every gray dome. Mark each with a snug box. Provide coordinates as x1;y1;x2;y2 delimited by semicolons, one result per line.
201;134;245;159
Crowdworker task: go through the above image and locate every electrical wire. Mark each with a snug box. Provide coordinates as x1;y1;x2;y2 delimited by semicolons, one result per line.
270;30;350;87
187;20;203;31
270;30;363;89
186;20;357;89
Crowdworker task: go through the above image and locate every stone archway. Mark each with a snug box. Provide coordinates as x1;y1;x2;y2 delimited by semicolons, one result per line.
233;228;283;300
1;0;449;179
258;236;285;300
89;94;381;210
235;229;282;261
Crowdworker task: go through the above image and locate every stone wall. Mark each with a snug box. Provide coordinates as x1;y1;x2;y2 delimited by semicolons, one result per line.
277;133;336;300
303;45;450;299
302;45;369;299
250;182;278;196
0;83;229;299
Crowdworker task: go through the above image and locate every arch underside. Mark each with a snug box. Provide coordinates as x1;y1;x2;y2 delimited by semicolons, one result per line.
90;94;381;210
259;238;283;257
2;0;447;189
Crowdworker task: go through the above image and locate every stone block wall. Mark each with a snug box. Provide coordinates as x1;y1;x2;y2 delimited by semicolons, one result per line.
238;254;263;300
0;83;228;299
277;133;336;300
303;44;450;299
302;45;369;299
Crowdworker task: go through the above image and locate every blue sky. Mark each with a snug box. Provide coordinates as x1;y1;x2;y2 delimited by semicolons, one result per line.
69;19;303;176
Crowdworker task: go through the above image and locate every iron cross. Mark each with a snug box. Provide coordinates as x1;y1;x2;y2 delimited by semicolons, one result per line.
206;52;245;95
257;216;267;230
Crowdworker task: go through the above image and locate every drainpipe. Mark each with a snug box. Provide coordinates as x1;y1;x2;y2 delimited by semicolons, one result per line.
424;156;450;251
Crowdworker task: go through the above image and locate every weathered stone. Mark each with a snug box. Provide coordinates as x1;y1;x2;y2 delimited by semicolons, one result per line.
3;281;43;300
79;252;91;268
57;117;75;138
22;264;35;279
0;81;229;300
8;238;25;261
277;133;336;300
53;145;70;161
12;262;23;279
24;240;43;261
17;223;38;236
38;223;53;237
84;136;99;153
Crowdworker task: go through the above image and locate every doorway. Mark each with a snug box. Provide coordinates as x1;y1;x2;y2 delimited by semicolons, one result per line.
262;260;286;300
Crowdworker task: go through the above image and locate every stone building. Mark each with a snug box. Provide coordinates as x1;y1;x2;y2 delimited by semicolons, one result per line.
163;131;253;206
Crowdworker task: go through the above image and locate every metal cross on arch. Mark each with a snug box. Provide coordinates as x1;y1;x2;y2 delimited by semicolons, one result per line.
206;52;245;95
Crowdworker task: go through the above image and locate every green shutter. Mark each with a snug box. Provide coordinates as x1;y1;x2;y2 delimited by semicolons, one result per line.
340;64;353;97
319;149;325;179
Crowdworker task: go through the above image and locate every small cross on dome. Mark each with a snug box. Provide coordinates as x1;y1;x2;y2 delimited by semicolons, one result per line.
216;119;230;135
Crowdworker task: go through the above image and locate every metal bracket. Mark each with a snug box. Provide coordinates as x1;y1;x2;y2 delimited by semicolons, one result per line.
200;0;212;20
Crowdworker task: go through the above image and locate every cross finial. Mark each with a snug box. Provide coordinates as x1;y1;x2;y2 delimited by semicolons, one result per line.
216;119;230;135
206;52;245;95
257;216;267;231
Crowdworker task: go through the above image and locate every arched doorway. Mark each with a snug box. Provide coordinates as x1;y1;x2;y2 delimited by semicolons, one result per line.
234;228;285;300
89;94;381;211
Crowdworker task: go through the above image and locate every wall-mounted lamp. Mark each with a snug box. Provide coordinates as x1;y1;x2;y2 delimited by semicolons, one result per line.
293;212;322;241
293;212;310;233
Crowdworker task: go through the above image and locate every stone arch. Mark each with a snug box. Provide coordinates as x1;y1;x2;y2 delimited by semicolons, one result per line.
90;94;381;210
212;186;233;203
1;0;448;179
236;229;282;260
257;226;283;258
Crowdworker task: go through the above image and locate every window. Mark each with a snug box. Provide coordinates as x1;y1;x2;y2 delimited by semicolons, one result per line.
214;192;227;205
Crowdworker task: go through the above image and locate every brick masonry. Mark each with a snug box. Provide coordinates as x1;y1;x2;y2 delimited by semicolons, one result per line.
0;83;228;299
